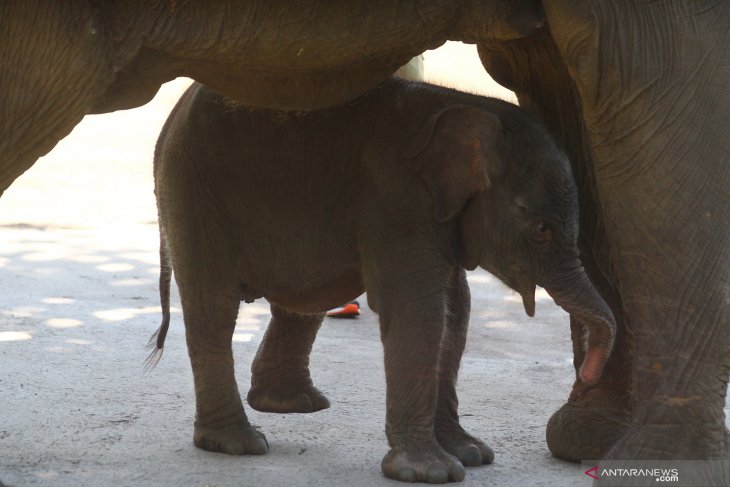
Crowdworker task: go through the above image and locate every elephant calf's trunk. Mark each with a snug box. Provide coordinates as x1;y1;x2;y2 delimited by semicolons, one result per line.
544;269;616;385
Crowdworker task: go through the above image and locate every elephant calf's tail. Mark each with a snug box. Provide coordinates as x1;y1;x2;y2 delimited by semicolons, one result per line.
145;228;172;371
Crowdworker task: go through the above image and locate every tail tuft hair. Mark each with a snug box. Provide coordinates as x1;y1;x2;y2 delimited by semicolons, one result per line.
145;225;173;372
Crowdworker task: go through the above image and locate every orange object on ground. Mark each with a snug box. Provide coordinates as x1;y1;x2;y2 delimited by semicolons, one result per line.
326;301;360;318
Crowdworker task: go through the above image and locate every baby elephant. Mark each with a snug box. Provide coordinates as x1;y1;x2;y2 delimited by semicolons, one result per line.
150;78;615;484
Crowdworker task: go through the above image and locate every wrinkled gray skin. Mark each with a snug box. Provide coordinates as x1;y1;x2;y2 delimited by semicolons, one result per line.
477;1;730;474
0;0;542;199
151;77;616;483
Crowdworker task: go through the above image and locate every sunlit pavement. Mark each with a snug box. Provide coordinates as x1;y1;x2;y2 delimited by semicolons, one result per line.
2;43;601;486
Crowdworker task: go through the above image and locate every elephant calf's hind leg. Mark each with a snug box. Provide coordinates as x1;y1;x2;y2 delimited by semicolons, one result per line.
182;284;269;455
247;304;330;413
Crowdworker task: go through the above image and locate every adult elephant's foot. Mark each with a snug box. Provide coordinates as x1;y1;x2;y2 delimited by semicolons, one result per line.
606;421;728;460
603;423;729;486
247;379;330;413
546;384;631;462
435;423;494;467
381;443;466;483
193;420;269;455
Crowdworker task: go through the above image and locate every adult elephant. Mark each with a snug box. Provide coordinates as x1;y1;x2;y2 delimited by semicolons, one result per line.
0;0;542;200
478;0;730;467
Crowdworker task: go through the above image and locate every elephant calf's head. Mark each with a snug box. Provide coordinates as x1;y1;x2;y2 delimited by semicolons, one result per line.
403;103;615;384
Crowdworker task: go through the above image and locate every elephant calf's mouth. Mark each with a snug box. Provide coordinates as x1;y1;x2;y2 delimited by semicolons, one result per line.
505;264;537;317
518;283;536;317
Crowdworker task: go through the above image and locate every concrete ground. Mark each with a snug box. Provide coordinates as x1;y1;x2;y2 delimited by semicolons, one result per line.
1;43;596;486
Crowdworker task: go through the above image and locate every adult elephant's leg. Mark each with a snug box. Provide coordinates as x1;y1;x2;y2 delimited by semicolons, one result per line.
479;29;633;461
0;3;115;195
247;304;329;414
596;169;730;461
541;0;730;460
434;268;495;467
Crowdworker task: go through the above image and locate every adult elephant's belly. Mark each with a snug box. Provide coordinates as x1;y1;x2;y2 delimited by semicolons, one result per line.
250;268;365;314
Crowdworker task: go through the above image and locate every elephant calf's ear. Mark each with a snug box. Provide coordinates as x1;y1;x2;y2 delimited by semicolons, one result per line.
402;105;504;222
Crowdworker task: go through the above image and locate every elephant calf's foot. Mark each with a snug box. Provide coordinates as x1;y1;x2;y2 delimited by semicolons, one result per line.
382;444;466;484
247;383;330;413
436;425;494;467
193;421;269;455
546;385;631;462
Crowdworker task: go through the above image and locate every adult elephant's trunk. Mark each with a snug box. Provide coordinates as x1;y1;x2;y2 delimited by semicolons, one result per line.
543;265;616;385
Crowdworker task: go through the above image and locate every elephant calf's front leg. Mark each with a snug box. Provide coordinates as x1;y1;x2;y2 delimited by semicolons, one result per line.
376;275;466;483
247;304;330;413
435;269;494;467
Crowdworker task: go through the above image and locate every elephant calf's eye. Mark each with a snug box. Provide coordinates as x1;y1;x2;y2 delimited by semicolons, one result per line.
531;222;553;246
